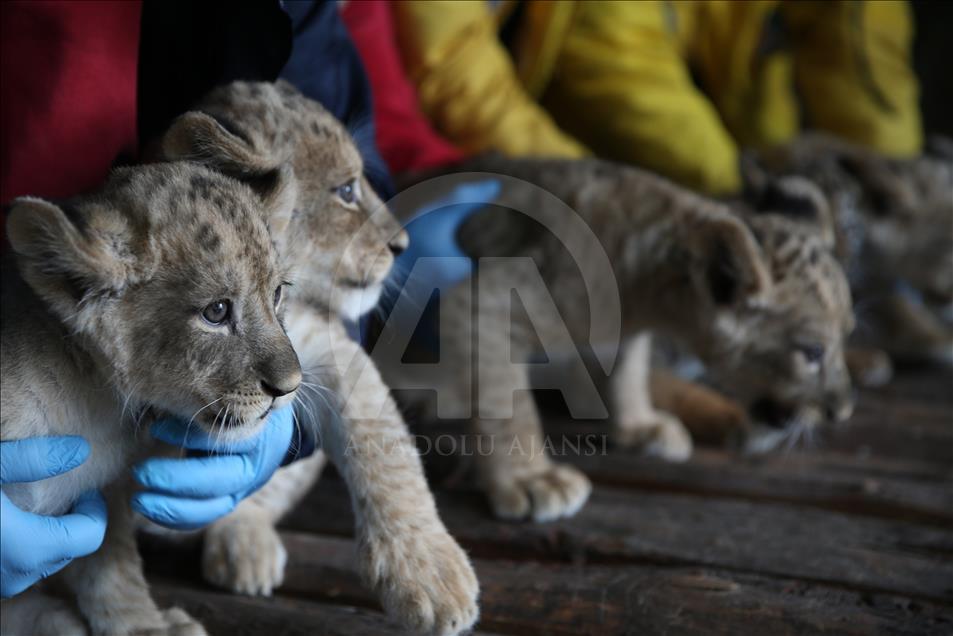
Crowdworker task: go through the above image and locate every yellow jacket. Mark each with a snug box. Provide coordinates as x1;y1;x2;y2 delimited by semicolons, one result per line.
393;0;921;195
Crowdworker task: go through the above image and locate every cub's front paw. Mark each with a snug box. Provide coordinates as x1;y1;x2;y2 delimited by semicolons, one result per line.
202;515;287;596
100;607;207;636
361;528;479;636
614;411;693;461
488;463;591;523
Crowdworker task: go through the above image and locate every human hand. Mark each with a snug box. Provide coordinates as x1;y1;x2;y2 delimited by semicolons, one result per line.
396;179;502;289
131;405;297;531
0;437;107;599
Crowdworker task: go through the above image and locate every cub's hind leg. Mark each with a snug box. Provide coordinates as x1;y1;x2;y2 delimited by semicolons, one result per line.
466;290;591;521
202;452;326;596
471;375;593;523
611;333;693;461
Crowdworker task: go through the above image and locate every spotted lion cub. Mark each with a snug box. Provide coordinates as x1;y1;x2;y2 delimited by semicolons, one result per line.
160;81;478;636
1;162;299;635
388;156;854;521
749;133;953;378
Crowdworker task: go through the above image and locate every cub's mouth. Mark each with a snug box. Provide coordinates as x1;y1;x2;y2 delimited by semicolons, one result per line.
749;397;795;429
338;279;386;321
340;277;371;289
339;269;391;290
742;397;823;454
201;405;274;431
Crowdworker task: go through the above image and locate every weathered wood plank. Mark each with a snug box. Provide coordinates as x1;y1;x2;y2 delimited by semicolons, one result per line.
140;368;951;635
823;418;953;467
145;547;505;636
408;416;953;526
529;367;953;462
870;367;953;405
149;579;405;636
275;534;953;636
283;478;953;603
571;451;953;526
146;534;953;636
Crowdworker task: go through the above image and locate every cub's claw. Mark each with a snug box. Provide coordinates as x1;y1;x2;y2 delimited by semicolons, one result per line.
361;528;479;636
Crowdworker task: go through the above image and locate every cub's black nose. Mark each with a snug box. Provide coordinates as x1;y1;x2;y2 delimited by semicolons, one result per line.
261;374;300;398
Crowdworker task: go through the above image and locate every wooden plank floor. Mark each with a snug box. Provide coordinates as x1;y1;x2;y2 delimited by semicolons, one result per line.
145;367;953;635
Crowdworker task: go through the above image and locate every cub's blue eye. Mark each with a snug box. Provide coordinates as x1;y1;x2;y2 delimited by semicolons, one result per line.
335;180;357;204
274;285;283;308
797;344;825;364
202;300;230;325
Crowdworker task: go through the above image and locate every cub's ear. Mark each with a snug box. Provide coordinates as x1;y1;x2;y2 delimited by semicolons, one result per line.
694;216;772;307
740;152;828;222
249;163;298;240
744;175;836;251
835;151;917;218
162;110;274;175
163;110;297;238
6;197;132;311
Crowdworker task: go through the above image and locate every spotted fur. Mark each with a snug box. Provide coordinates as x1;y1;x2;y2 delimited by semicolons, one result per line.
160;81;477;636
749;133;953;369
381;155;855;520
1;162;300;635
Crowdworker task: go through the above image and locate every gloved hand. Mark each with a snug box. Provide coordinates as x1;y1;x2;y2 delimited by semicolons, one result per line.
131;405;299;531
1;437;108;599
396;179;502;290
380;179;500;342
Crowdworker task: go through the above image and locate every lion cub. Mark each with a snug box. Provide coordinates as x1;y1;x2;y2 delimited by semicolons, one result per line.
749;133;953;379
386;155;854;522
160;81;479;636
1;162;299;635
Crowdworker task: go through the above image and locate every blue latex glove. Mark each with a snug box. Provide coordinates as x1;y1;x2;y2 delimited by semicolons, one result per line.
1;437;107;599
378;180;500;344
396;179;502;290
131;405;298;531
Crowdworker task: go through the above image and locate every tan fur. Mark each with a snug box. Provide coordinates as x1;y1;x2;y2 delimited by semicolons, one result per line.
161;81;478;636
750;132;953;372
383;155;855;520
648;371;748;444
1;163;300;635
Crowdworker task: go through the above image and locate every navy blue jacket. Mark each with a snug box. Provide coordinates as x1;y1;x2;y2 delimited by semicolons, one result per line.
280;1;393;198
138;0;392;197
138;0;390;461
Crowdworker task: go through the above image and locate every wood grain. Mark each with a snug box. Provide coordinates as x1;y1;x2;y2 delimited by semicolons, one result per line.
143;368;953;635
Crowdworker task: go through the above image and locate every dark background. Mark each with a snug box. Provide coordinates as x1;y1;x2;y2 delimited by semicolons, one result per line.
913;0;953;137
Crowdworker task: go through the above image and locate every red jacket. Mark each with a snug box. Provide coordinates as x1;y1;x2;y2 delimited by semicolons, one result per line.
340;0;462;175
1;0;142;209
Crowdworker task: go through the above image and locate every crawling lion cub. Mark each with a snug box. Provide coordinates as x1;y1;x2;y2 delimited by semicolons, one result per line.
160;80;478;636
1;162;299;635
384;155;854;521
749;133;953;378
